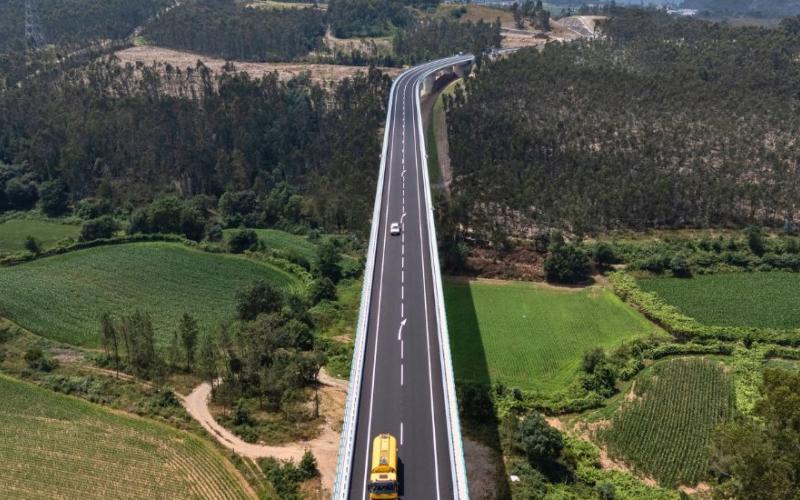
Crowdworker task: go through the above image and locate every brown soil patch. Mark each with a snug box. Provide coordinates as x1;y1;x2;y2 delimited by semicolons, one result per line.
114;46;401;83
680;482;712;495
501;30;548;50
50;348;86;364
466;246;545;281
545;416;565;431
625;381;639;402
463;437;503;500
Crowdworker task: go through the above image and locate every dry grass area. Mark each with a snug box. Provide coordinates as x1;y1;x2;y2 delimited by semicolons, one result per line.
323;28;393;57
247;0;327;10
114;46;401;83
435;4;515;27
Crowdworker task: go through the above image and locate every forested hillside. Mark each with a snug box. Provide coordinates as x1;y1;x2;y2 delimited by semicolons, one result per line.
0;60;391;233
327;0;412;38
0;0;169;51
144;0;326;62
445;10;800;240
394;18;501;63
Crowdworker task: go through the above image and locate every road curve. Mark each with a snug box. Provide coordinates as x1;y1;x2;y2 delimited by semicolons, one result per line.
345;56;472;499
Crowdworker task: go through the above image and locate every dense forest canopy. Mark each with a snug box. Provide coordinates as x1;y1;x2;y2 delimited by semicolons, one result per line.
394;18;501;63
144;0;326;62
445;9;800;240
0;0;169;51
0;60;391;233
327;0;413;38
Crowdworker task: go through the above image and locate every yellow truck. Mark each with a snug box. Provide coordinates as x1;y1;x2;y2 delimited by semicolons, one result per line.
368;433;399;499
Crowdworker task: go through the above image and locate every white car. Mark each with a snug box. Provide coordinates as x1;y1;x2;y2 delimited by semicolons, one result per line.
390;222;401;236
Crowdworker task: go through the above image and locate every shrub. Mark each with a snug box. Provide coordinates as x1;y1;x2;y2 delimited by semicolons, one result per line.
515;412;564;465
39;179;70;216
299;451;319;479
228;229;258;254
669;254;692;277
236;280;285;321
5;178;38;209
594;242;617;267
544;243;591;283
24;346;56;372
79;215;118;242
24;235;41;255
309;277;337;304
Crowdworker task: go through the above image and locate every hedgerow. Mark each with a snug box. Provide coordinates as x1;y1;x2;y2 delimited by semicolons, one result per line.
609;271;800;346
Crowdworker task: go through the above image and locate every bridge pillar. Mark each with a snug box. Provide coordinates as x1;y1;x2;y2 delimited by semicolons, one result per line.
422;74;436;96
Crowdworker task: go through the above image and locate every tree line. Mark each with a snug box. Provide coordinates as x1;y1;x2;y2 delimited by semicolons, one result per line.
143;0;326;62
0;59;392;234
443;9;800;242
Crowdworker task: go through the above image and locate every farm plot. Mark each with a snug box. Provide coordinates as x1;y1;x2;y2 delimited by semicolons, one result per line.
601;357;735;487
0;242;300;347
0;374;253;499
445;280;663;394
638;272;800;329
0;218;80;254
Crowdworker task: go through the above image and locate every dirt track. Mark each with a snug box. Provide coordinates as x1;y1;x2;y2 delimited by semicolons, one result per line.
179;369;347;493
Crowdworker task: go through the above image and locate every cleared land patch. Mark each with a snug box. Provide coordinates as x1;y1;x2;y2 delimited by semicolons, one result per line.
115;46;401;83
600;357;735;487
445;279;663;393
0;374;252;499
0;218;80;254
0;242;299;347
638;272;800;329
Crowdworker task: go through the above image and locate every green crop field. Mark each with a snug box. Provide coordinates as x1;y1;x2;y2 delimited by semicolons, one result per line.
223;228;318;261
638;272;800;329
0;242;300;347
445;280;663;393
601;358;735;487
0;218;80;254
0;374;252;499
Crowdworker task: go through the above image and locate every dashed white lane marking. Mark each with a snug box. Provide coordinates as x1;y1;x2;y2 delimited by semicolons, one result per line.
401;363;404;386
401;340;404;359
401;301;404;318
402;256;405;269
401;422;404;446
401;285;404;300
402;269;404;284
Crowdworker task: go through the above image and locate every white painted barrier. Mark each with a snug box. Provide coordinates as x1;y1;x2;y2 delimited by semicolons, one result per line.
333;56;473;500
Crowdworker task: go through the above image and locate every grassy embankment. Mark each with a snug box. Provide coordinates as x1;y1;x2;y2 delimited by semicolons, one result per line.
445;279;664;394
0;374;253;499
0;242;300;347
638;272;800;329
0;217;80;254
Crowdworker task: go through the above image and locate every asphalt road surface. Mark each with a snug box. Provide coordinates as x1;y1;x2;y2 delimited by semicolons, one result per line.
347;57;471;500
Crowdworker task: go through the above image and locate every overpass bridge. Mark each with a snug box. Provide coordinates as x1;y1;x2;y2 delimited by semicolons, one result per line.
333;55;475;500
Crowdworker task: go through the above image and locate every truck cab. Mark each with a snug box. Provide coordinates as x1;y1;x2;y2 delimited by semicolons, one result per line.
368;433;399;499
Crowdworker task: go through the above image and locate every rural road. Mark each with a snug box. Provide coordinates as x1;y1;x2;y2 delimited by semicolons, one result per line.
346;56;472;499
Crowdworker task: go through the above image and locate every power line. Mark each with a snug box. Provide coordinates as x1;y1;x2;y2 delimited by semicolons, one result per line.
24;0;46;49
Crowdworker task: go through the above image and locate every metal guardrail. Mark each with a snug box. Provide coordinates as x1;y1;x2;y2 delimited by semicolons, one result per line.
332;56;473;500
